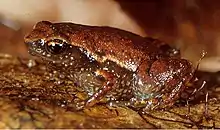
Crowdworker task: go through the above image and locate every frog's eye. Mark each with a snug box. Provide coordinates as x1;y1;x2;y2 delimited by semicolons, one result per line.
45;39;67;55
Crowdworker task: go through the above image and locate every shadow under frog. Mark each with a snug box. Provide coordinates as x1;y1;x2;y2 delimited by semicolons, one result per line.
24;21;194;111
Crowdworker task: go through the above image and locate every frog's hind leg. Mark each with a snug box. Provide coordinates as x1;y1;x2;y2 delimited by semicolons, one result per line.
84;69;116;107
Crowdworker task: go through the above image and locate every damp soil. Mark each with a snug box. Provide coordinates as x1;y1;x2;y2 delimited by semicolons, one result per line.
0;53;219;129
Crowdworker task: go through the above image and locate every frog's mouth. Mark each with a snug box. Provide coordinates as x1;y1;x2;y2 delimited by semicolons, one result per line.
25;40;61;63
26;46;61;65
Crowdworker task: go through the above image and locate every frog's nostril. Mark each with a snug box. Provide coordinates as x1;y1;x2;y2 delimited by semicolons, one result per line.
25;41;36;48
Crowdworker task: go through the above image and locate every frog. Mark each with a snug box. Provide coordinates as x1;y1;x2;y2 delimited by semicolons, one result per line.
24;21;194;111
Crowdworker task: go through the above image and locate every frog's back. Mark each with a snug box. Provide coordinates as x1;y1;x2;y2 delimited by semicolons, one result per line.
53;22;160;53
53;22;167;71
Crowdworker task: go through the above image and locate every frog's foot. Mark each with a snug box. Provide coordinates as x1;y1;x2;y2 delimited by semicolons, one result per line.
108;100;132;108
84;70;116;107
130;81;186;112
106;98;167;112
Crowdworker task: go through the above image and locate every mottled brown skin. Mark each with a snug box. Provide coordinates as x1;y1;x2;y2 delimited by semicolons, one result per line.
24;21;194;110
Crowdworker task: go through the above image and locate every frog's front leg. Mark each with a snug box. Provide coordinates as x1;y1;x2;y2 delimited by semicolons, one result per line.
84;69;116;107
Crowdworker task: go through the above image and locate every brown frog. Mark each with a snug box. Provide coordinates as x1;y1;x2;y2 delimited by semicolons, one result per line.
24;21;194;110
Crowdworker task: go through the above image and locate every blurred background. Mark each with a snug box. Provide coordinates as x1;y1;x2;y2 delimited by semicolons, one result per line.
0;0;219;72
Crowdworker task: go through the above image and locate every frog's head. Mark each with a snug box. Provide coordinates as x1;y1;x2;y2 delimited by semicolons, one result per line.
24;21;88;69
